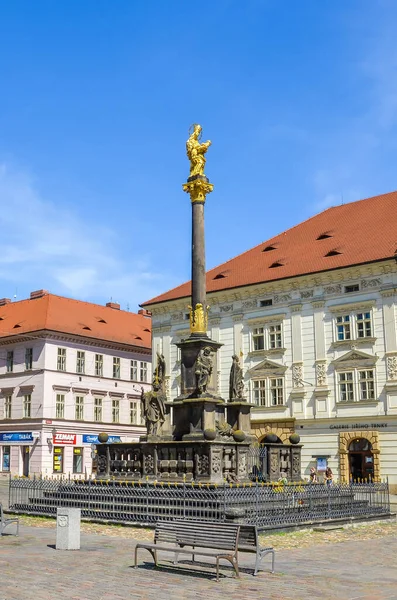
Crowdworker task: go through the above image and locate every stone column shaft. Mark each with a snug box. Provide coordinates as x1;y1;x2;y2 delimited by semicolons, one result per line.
191;201;206;308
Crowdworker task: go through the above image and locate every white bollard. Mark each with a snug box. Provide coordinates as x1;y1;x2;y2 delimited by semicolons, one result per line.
56;507;81;550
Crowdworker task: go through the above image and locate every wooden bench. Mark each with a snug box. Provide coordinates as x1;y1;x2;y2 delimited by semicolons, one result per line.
0;503;19;537
134;521;241;581
238;524;275;575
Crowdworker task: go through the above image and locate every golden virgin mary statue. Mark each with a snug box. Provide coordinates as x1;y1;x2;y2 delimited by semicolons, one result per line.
186;124;212;178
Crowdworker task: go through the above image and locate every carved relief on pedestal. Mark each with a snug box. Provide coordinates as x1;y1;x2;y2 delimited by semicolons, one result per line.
197;453;210;476
238;452;247;477
292;363;304;388
386;355;397;381
316;361;327;387
143;453;154;475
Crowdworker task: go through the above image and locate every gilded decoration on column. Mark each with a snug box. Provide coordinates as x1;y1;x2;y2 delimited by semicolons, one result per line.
183;124;214;203
189;302;209;334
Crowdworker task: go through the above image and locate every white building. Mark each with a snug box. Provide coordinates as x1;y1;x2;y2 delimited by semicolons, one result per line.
142;191;397;491
0;290;152;478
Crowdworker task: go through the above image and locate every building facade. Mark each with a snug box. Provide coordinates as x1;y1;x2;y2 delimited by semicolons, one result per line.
142;192;397;491
0;290;152;477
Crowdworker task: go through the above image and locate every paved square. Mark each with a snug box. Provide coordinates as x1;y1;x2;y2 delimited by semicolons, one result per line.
0;524;396;600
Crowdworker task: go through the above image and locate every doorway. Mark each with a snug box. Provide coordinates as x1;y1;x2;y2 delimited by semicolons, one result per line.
348;438;374;481
22;446;30;477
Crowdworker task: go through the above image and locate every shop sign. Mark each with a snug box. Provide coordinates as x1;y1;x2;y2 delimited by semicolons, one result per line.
0;432;34;442
82;434;121;444
330;423;388;430
53;432;77;445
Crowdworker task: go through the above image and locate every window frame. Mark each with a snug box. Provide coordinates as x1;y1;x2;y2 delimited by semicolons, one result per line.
72;447;83;474
337;369;376;403
75;396;84;421
76;351;85;375
334;310;373;343
55;393;65;419
23;394;32;418
94;397;103;422
140;361;148;382
95;354;103;377
130;360;138;381
4;395;12;419
250;322;284;352
6;351;13;373
57;347;66;371
112;399;120;423
25;348;33;370
252;377;285;407
113;357;121;379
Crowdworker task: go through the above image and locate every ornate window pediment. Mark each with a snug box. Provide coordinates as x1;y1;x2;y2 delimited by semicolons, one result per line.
248;358;287;378
332;349;378;370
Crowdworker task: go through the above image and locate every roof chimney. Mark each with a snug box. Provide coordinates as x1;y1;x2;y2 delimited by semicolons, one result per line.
0;298;11;306
138;309;152;317
106;301;120;310
30;289;48;300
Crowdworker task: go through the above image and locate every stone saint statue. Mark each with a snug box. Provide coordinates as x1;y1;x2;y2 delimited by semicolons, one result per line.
155;351;166;391
194;346;213;394
186;124;212;178
229;354;245;401
141;377;166;436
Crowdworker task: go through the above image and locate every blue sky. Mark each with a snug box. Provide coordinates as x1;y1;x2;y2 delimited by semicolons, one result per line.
0;1;396;311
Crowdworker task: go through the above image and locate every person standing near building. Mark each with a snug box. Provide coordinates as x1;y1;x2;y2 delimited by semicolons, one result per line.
324;467;333;487
309;467;318;483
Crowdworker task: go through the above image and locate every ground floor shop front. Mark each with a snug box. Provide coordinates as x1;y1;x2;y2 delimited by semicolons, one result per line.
251;416;397;493
0;421;144;478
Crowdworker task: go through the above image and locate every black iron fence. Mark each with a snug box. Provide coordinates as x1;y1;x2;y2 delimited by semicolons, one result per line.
9;477;391;530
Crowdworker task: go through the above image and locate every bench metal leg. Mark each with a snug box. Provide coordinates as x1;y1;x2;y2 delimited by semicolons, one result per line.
254;549;275;576
134;546;158;568
216;555;240;582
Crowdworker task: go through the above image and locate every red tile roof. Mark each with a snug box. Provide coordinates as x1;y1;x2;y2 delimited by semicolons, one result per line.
142;191;397;306
0;293;151;349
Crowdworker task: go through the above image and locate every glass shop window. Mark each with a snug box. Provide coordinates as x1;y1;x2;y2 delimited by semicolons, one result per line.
53;446;64;473
73;447;83;474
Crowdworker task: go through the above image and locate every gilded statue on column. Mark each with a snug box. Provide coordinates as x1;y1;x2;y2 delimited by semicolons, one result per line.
186;124;212;178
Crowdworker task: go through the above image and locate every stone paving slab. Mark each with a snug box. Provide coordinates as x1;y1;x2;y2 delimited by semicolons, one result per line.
0;525;396;600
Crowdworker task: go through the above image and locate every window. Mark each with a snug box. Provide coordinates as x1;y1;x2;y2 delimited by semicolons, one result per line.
57;348;66;371
4;395;12;419
130;360;138;381
2;446;10;471
113;357;120;379
251;322;283;352
94;398;102;422
270;378;284;405
359;370;375;400
357;312;372;338
53;447;64;473
56;394;65;418
130;400;138;424
75;396;84;421
140;361;148;382
253;328;265;351
6;351;13;373
73;448;83;474
23;394;31;418
25;348;33;370
344;284;360;294
335;311;373;342
253;380;266;406
269;324;282;349
112;399;120;423
338;370;375;402
252;378;284;407
95;354;103;377
76;351;85;374
259;299;273;307
336;315;351;341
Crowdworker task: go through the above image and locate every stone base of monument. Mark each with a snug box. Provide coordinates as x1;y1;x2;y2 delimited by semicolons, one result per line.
95;439;252;484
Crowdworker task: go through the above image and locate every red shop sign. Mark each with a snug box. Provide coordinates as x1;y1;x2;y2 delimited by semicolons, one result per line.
53;432;77;445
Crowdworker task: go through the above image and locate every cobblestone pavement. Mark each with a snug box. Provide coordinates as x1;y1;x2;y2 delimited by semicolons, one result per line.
0;524;396;600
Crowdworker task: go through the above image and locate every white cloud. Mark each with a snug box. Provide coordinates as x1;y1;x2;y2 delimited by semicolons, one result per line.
0;163;172;309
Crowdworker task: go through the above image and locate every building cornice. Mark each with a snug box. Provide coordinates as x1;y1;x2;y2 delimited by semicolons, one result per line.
147;259;394;316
